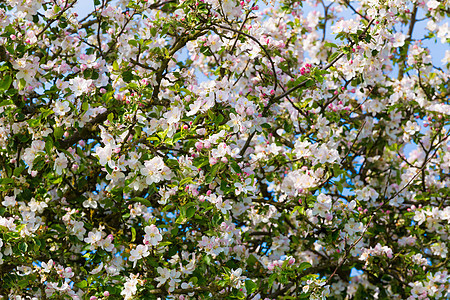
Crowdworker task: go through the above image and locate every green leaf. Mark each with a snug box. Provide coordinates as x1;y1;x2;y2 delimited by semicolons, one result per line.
193;157;208;169
18;78;26;91
82;101;89;111
129;197;151;206
18;242;28;252
305;79;315;88
333;164;342;176
300;292;311;298
175;215;186;224
128;40;138;47
107;112;114;123
292;206;304;216
150;27;157;37
112;60;119;71
186;205;196;219
215;113;224;124
337;181;344;193
17;279;29;289
76;280;88;288
13;166;25;177
0;178;14;185
171;227;179;236
131;227;136;242
27;118;40;127
298;262;312;271
147;136;160;142
172;131;183;144
208;109;215;121
180;177;193;186
0;100;13;106
190;277;198;284
41;108;54;119
122;70;133;82
157;128;169;140
134;126;142;138
0;75;12;92
230;161;241;173
45;138;53;155
245;280;257;294
246;254;258;267
268;273;277;288
325;42;338;48
54;126;63;139
205;172;214;184
33;240;40;252
328;51;340;63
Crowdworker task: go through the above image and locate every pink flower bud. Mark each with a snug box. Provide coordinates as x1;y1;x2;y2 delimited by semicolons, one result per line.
195;141;203;151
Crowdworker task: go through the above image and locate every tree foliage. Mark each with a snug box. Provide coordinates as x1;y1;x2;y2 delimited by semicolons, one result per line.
0;0;449;299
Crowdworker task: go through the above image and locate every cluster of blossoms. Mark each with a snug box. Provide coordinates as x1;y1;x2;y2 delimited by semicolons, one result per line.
0;0;449;299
